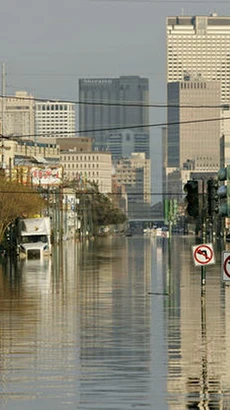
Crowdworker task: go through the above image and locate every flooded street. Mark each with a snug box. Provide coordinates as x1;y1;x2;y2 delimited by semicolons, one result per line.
0;235;230;409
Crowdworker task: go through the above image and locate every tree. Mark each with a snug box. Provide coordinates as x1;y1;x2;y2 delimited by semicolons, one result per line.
63;179;127;236
88;188;127;233
0;177;44;243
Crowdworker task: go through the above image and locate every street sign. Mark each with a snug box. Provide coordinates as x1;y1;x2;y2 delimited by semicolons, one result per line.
192;243;215;266
222;251;230;281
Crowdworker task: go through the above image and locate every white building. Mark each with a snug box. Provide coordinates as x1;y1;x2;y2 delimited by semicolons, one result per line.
35;101;75;139
60;150;112;194
165;13;230;197
167;14;230;104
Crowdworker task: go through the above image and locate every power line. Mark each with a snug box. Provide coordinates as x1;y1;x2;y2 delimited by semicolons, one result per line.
91;0;230;3
0;190;180;195
0;93;226;109
0;115;228;139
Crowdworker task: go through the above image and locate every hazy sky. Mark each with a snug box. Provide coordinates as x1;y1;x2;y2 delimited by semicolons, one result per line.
1;0;230;200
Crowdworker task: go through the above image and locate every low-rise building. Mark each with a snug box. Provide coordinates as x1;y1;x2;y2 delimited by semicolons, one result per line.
56;137;92;152
60;150;112;194
115;153;151;218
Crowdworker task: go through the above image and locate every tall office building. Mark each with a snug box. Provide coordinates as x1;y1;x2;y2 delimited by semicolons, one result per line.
165;14;230;197
167;80;221;169
79;76;149;152
166;79;221;198
35;101;75;139
167;14;230;104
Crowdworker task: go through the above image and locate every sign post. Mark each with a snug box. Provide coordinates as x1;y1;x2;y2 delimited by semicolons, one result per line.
192;243;215;286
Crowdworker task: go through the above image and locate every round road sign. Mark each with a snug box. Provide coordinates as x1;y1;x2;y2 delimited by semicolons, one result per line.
223;252;230;281
193;244;215;266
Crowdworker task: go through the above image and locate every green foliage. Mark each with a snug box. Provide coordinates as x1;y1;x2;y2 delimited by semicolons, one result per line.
91;192;127;226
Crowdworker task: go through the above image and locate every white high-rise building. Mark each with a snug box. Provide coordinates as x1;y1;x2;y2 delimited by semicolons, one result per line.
35;101;75;139
167;14;230;104
165;14;230;198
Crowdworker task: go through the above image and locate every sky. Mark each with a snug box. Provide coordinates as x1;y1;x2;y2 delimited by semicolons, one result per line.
1;0;230;202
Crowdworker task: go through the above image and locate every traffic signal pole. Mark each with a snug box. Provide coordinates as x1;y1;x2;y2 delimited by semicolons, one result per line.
201;179;206;287
184;179;206;285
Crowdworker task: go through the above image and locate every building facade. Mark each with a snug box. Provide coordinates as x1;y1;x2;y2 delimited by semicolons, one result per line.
56;137;92;152
220;105;230;167
167;80;221;169
0;91;35;139
79;76;149;151
166;80;221;198
167;14;230;104
35;101;75;139
60;151;112;194
108;129;150;161
115;153;151;217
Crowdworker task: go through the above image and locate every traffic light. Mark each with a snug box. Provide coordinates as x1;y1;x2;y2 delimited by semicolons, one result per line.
217;165;230;217
184;180;199;218
207;179;219;216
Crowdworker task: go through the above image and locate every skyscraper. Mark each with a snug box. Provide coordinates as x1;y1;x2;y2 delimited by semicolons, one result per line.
167;14;230;104
165;14;230;198
78;76;149;152
167;80;221;169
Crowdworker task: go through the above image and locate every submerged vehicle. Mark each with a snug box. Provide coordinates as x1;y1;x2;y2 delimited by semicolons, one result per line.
17;217;52;259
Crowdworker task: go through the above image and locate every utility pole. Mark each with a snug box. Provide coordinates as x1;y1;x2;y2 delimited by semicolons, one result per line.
1;62;5;170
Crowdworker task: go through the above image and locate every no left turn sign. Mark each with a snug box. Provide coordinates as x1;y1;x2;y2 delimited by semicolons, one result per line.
192;243;215;266
222;251;230;281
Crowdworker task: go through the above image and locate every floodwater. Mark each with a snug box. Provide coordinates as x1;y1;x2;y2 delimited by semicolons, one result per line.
0;235;230;409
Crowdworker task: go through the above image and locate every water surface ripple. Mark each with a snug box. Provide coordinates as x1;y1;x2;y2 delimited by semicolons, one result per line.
0;236;229;409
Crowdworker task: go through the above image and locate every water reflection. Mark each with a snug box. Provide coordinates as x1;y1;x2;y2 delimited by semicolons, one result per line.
0;236;229;408
164;236;230;409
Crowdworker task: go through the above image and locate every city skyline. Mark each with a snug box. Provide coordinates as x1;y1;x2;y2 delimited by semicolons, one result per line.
2;2;230;202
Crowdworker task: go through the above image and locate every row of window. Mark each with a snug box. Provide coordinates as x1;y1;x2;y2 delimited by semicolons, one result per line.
36;114;74;118
61;155;99;161
36;105;74;111
66;169;99;176
64;163;99;169
17;146;58;154
180;82;207;89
